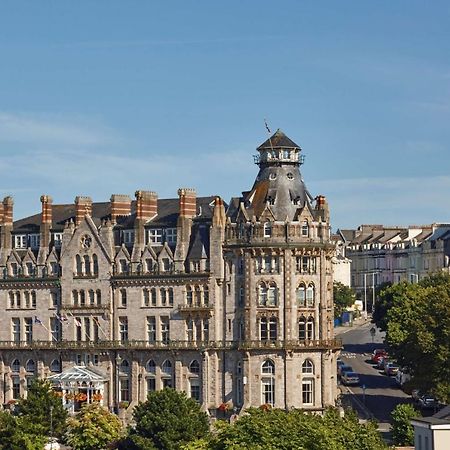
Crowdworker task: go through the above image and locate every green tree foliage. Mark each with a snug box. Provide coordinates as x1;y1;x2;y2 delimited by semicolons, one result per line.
65;402;123;450
124;388;209;450
390;403;420;446
187;408;387;450
13;379;68;438
376;273;450;402
333;282;356;318
0;411;46;450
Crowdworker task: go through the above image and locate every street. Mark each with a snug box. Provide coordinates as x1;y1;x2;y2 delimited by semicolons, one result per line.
337;321;411;428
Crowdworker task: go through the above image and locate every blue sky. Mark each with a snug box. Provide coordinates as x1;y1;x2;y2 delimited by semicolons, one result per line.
1;1;449;229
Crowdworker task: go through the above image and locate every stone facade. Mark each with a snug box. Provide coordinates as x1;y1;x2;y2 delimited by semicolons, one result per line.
0;130;340;417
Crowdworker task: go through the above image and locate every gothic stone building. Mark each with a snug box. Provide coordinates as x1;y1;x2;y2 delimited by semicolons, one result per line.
0;130;340;417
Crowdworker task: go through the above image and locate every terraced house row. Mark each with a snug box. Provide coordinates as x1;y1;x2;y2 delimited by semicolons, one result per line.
0;130;340;419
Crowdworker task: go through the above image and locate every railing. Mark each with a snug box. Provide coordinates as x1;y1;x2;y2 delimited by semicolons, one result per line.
62;303;110;311
178;305;214;313
0;338;342;351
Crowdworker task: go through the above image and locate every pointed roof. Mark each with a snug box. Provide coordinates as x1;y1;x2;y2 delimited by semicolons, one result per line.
257;129;301;150
47;365;107;382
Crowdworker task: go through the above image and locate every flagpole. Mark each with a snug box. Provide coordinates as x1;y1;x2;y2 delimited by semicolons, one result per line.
264;118;275;155
35;317;58;342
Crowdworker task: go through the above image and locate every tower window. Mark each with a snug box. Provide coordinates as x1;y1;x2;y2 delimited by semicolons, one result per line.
263;222;272;238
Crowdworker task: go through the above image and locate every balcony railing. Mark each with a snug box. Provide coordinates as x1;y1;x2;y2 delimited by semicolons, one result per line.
0;338;342;351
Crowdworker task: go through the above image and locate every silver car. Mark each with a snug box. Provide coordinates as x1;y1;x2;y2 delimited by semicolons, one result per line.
341;371;360;386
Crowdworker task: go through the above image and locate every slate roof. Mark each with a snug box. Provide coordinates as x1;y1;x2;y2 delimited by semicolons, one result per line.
12;196;218;233
257;129;301;150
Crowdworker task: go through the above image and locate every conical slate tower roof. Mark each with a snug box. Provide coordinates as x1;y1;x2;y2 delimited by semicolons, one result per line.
257;129;301;150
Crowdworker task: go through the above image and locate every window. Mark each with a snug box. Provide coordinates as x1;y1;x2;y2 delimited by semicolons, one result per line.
161;317;170;344
261;360;275;406
168;288;174;306
29;234;40;249
50;317;61;341
203;286;208;305
119;378;130;402
96;290;101;305
26;359;35;373
189;360;200;374
143;289;150;307
162;258;171;272
302;379;314;405
31;291;36;308
12;377;20;399
161;360;173;388
89;289;95;305
301;221;309;237
146;360;156;374
147;317;156;343
123;230;135;245
306;284;315;307
50;291;59;308
146;359;156;392
145;258;155;273
148;229;163;245
186;319;194;341
239;287;245;306
119;317;128;342
190;378;201;402
296;256;316;273
260;317;277;341
24;291;30;308
11;359;20;373
267;283;278;306
161;288;167;306
26;262;34;277
53;233;63;248
120;289;127;307
296;284;306;307
306;316;314;340
24;318;33;343
14;235;27;249
263;222;272;237
75;255;82;276
50;359;61;373
119;259;128;274
258;283;268;306
186;286;193;306
299;316;306;340
84;255;91;275
166;228;177;244
151;288;157;306
9;292;14;308
302;359;314;374
93;254;98;275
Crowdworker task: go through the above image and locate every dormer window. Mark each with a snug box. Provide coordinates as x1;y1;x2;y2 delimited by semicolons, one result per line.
29;234;40;249
123;230;135;245
283;149;290;159
14;235;27;249
166;228;177;244
301;221;309;237
147;229;163;245
52;233;63;248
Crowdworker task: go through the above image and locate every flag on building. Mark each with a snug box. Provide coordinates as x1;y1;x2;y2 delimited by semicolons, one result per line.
34;316;43;325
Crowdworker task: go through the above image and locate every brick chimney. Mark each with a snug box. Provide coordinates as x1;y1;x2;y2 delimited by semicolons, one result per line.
110;194;131;224
135;191;158;222
75;196;92;226
0;196;14;251
40;195;53;249
178;188;196;218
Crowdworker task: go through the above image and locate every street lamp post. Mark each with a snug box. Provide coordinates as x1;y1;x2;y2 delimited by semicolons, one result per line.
363;273;367;319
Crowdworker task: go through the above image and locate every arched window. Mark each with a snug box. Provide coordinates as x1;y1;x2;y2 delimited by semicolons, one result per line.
9;292;14;308
267;282;278;306
168;288;174;306
143;289;150;307
299;316;306;340
296;284;306;307
263;222;272;238
84;255;91;275
301;221;309;237
151;288;157;306
186;286;193;306
15;291;21;308
203;285;209;305
50;359;61;373
186;319;194;341
302;359;314;374
11;359;20;373
75;255;82;276
306;316;314;340
189;360;200;374
89;289;95;305
72;290;79;306
160;288;167;306
161;360;173;388
306;284;315;307
31;291;36;308
96;289;101;305
24;291;30;308
120;289;127;307
261;360;275;406
194;285;201;306
258;283;268;306
26;359;35;373
162;360;172;375
146;360;156;374
120;359;130;374
93;254;99;275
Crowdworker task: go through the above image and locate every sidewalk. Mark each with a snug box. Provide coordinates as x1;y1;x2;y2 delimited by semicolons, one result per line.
334;315;371;336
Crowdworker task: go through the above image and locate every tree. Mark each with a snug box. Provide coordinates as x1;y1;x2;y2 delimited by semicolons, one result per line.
390;403;420;446
13;379;68;439
188;407;387;450
333;282;356;318
124;388;209;450
377;273;450;403
0;411;46;450
65;402;123;450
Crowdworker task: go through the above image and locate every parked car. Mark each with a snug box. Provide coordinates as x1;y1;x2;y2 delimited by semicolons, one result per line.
372;349;387;364
338;364;353;377
341;371;360;386
337;358;345;372
384;362;400;376
418;394;440;410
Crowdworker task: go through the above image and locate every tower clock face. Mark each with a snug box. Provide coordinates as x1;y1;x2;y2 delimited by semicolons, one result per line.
80;234;92;249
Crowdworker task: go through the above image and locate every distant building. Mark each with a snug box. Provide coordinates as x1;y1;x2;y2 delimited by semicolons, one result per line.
338;224;450;313
0;130;340;418
412;406;450;450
